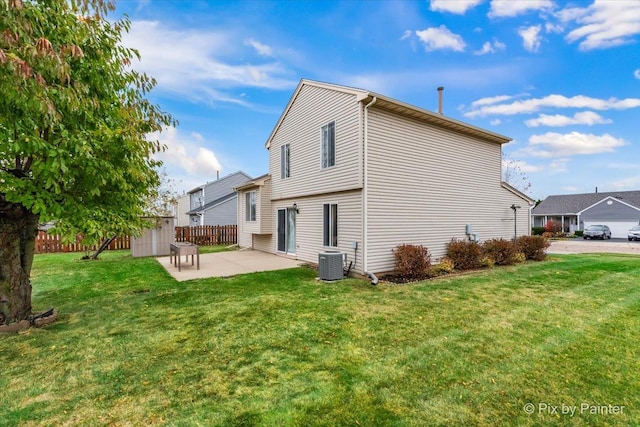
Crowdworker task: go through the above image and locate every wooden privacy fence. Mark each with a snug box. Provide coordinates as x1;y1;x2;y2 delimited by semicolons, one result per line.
175;225;237;246
35;231;130;254
34;225;237;254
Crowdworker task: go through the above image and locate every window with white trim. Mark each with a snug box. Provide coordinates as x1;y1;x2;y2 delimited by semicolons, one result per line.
245;191;256;222
281;144;290;179
321;121;335;169
323;203;338;247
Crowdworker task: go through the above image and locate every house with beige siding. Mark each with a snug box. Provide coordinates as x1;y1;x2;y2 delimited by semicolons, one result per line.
237;79;533;275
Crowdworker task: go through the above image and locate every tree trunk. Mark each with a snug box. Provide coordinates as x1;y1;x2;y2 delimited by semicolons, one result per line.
83;235;117;260
0;202;39;324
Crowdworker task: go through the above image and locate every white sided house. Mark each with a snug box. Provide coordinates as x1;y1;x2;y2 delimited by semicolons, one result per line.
187;171;252;226
237;80;533;275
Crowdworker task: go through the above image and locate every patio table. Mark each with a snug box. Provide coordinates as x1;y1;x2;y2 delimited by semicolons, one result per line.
169;242;199;272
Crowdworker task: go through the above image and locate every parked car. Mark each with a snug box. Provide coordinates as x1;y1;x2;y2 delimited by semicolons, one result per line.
583;225;611;240
628;226;640;241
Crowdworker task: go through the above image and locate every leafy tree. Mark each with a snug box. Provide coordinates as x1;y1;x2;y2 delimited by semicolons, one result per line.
0;0;175;324
82;167;178;260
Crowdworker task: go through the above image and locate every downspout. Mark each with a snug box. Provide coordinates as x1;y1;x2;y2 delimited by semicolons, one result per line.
363;96;377;280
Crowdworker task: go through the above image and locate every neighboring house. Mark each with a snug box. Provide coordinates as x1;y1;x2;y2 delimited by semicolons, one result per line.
187;171;252;226
236;79;533;275
532;191;640;238
174;193;191;227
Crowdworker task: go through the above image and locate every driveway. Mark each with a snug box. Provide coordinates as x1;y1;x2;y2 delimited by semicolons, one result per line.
548;239;640;255
157;249;304;282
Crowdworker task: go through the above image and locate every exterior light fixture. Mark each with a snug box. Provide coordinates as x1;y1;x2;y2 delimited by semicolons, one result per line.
510;204;521;240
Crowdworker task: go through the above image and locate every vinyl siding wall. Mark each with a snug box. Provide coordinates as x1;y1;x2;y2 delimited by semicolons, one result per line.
202;197;237;226
270;191;363;272
203;173;251;205
189;189;204;211
365;106;529;272
269;85;362;201
174;195;191;227
237;179;274;249
581;199;640;222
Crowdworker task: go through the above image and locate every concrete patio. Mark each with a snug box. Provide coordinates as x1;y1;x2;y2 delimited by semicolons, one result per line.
157;249;305;281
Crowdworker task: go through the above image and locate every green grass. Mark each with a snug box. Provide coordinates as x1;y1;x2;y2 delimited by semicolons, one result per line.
2;251;640;426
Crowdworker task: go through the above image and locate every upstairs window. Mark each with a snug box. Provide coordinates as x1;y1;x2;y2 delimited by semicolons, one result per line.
281;144;290;179
323;203;338;247
321;121;335;169
245;191;256;222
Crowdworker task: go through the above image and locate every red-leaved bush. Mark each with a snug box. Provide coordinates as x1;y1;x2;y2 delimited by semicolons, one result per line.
393;244;432;279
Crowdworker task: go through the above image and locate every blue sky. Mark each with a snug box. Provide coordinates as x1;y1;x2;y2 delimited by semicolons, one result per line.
113;0;640;200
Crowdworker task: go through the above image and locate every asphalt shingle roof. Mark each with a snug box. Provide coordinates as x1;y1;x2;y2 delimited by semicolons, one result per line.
532;191;640;215
186;192;237;215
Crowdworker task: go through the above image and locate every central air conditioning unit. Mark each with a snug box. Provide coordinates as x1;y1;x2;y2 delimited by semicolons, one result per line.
318;251;345;281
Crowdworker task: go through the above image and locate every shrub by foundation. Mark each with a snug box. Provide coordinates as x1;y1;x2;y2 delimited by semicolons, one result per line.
432;258;455;275
531;226;545;236
446;239;483;271
393;244;432;280
482;238;518;266
517;235;550;261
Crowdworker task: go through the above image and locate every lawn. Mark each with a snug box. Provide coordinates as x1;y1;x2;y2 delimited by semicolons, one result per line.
1;251;639;426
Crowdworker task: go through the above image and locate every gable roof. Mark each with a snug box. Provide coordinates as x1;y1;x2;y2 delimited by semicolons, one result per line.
501;181;535;205
186;192;237;215
187;171;252;194
265;79;511;149
234;173;270;191
532;190;640;215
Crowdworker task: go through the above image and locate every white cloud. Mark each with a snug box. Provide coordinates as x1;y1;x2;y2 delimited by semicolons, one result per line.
490;119;502;125
610;176;640;191
524;132;627;157
471;94;514;107
415;26;466;52
525;111;613;127
151;127;222;178
121;21;296;105
503;158;544;173
466;94;640;118
635;69;640;79
430;0;483;14
244;38;273;56
560;0;640;50
548;158;570;174
474;39;506;55
489;0;554;18
607;162;640;170
545;22;564;33
562;186;579;192
518;25;542;52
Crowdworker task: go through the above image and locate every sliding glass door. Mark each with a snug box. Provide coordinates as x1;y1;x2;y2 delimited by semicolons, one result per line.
277;208;296;254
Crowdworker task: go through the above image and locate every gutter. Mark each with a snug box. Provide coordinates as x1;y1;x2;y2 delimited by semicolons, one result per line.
363;96;377;275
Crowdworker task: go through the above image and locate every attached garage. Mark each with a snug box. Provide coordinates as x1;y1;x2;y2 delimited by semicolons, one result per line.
581;197;640;239
584;221;639;239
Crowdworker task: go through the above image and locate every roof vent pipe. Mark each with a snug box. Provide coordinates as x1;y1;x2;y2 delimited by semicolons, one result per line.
595;186;598;193
437;86;444;114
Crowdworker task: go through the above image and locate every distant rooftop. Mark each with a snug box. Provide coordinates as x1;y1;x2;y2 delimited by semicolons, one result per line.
532;190;640;215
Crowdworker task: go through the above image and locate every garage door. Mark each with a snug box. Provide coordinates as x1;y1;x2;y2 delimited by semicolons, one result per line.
584;221;640;239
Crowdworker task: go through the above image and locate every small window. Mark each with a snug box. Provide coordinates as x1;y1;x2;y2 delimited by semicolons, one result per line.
281;144;290;179
323;203;338;247
245;191;256;222
321;121;335;169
